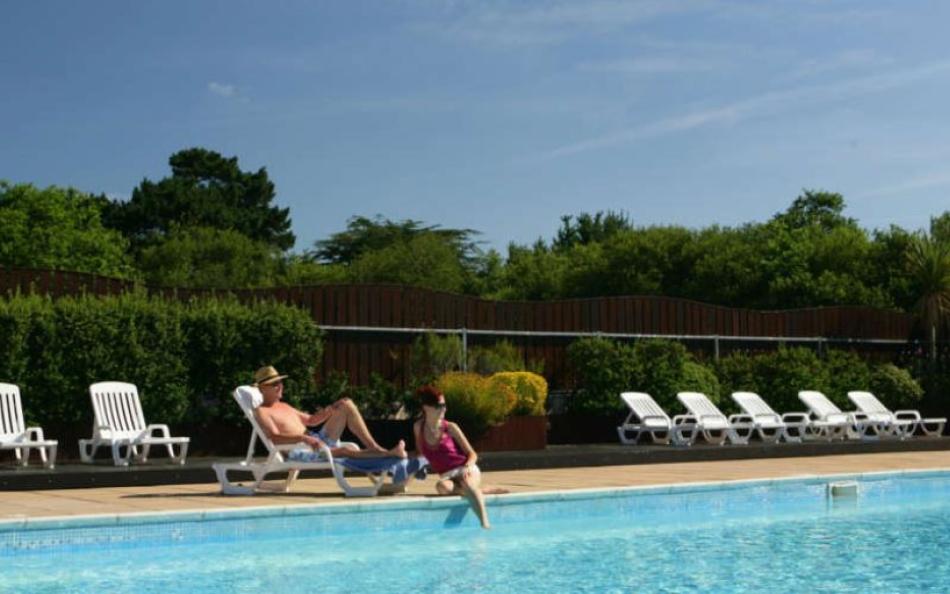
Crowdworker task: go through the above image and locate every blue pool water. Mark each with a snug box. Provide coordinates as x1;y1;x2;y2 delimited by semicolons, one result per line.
1;471;948;593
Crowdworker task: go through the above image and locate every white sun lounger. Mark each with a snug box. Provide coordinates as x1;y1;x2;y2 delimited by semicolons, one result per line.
616;392;697;446
798;390;881;441
79;381;190;466
676;392;754;445
212;386;400;497
0;383;58;469
730;391;809;443
847;391;946;439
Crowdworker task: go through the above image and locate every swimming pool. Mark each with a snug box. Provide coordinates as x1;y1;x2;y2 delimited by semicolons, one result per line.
2;470;948;593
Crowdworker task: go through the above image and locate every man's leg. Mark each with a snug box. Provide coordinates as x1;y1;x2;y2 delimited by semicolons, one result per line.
322;398;405;457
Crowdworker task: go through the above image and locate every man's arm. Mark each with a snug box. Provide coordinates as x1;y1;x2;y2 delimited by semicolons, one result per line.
256;408;324;448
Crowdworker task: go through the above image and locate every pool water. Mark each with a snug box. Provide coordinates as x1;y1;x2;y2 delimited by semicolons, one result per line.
2;472;948;593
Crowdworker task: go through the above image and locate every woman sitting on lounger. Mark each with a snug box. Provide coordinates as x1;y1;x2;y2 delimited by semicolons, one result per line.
413;385;506;529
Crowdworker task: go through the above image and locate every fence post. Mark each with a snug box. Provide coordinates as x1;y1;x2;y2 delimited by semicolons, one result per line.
714;336;720;361
461;327;468;371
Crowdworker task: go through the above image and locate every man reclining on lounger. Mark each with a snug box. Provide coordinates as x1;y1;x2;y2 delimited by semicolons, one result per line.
253;365;407;460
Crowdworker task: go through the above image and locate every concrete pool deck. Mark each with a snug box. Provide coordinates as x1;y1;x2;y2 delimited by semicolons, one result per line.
1;450;948;521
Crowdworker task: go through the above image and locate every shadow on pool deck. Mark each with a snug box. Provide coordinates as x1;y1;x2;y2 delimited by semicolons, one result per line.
1;437;948;491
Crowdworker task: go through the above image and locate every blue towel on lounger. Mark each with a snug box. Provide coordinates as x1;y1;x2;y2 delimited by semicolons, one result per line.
337;456;429;484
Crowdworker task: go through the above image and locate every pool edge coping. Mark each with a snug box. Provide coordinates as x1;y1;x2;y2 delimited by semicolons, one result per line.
3;466;949;533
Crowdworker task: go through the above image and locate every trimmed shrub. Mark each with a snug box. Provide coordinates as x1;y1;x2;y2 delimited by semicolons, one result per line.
491;371;548;415
750;347;831;413
715;352;760;400
870;364;924;410
0;293;322;426
468;340;544;375
410;332;463;385
632;339;713;412
435;372;515;438
824;349;872;407
566;337;637;414
680;361;723;410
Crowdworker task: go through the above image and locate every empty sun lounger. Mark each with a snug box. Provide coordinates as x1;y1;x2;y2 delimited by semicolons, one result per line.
212;386;418;497
730;391;809;443
847;391;946;438
798;390;881;441
616;392;697;446
676;392;754;445
79;381;190;466
0;383;57;469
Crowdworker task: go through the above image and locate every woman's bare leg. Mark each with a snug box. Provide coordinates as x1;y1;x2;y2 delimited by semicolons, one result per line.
459;474;490;529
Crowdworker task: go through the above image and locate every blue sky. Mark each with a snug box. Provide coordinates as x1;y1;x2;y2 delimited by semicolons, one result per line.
3;1;950;254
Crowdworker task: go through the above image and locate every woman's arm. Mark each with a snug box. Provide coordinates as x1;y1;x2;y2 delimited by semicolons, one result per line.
447;422;478;467
412;420;424;454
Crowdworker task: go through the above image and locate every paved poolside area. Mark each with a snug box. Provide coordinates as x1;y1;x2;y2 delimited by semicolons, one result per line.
1;450;947;520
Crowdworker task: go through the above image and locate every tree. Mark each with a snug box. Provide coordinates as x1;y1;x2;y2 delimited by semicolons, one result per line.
310;215;480;265
137;226;283;288
347;233;470;293
552;210;632;252
906;233;950;359
771;190;855;231
0;181;135;277
104;148;294;251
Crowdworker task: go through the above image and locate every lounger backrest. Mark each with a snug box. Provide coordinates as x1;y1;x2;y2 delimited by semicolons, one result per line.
620;392;671;421
798;390;841;419
731;391;776;417
677;392;726;418
89;381;147;438
0;383;26;438
233;385;279;458
847;391;889;414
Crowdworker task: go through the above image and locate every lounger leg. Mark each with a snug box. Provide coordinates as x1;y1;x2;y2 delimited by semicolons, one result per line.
134;444;151;463
920;421;946;437
112;441;132;466
44;444;56;470
616;426;641;445
167;443;188;465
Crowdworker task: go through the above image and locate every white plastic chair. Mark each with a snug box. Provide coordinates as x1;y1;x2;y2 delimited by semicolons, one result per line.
676;392;754;445
730;391;809;443
798;390;880;441
616;392;697;446
848;391;946;439
0;383;57;469
78;381;189;466
212;386;395;497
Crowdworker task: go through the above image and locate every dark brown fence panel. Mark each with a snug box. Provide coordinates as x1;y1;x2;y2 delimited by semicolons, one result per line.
0;267;917;388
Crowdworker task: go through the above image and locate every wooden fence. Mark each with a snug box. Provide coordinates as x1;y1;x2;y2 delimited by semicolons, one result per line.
0;267;918;388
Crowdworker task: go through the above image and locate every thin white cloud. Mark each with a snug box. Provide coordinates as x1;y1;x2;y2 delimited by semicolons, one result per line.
860;172;950;199
208;81;237;98
415;0;712;47
539;60;950;160
580;55;723;75
781;49;894;83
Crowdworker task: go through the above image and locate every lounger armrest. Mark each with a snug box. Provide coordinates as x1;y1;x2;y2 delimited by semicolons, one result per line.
672;414;696;426
25;427;46;441
781;412;810;424
145;424;172;438
728;413;753;424
849;412;870;422
894;410;922;422
639;414;671;423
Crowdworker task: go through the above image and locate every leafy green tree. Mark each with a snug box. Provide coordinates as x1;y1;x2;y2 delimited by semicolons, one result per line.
310;215;479;265
771;190;854;231
137;226;282;288
347;233;469;293
553;210;632;252
494;240;567;300
104;148;294;250
0;182;135;277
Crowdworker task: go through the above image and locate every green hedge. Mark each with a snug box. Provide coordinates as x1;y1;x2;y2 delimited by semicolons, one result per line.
0;293;322;426
569;338;925;417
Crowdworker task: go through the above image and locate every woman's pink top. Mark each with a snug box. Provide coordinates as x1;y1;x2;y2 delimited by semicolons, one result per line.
419;420;468;474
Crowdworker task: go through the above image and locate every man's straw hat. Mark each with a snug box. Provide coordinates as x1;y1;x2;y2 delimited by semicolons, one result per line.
253;365;288;386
